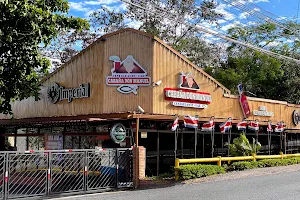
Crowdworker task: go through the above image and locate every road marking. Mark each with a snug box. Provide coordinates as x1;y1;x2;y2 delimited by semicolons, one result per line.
51;191;128;200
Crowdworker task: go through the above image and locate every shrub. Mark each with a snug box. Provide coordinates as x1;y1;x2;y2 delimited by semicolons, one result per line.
227;157;300;171
178;164;225;180
227;161;258;171
226;133;261;156
257;158;298;168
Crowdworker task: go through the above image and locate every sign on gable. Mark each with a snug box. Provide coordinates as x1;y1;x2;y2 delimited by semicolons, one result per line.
106;55;151;94
164;72;212;109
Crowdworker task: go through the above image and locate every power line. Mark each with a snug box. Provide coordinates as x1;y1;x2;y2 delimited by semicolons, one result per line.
118;0;300;64
221;0;300;36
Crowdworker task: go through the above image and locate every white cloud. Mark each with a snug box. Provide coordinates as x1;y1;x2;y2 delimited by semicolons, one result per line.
247;21;258;26
84;0;118;5
69;2;90;12
253;0;269;3
220;21;244;32
216;3;235;21
276;16;287;21
239;12;249;19
217;19;227;24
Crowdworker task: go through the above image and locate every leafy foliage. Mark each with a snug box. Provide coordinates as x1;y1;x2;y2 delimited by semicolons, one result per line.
0;0;89;114
178;164;225;180
45;0;224;68
226;133;261;156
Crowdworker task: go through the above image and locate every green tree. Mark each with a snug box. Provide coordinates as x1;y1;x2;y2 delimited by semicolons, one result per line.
0;0;89;114
205;22;300;102
205;50;284;99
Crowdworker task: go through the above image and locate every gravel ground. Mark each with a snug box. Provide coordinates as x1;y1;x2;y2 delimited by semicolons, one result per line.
183;164;300;184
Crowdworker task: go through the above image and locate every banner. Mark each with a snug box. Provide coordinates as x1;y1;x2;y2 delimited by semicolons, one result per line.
238;84;251;118
184;116;198;129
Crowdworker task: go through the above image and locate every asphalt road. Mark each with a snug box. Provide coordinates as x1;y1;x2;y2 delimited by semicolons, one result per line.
55;171;300;200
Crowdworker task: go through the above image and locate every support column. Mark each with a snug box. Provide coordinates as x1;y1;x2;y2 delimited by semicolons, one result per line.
156;132;159;176
133;146;146;188
135;118;140;147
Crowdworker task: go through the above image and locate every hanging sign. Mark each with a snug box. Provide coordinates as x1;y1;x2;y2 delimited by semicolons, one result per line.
293;110;300;125
47;83;90;104
110;123;127;144
164;72;211;108
45;134;63;150
106;55;151;94
237;84;251;118
253;106;274;117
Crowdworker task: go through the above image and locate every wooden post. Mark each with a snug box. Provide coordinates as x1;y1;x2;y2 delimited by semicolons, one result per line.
280;133;282;152
157;132;159;176
211;129;214;158
175;129;177;159
135;117;139;147
181;129;183;158
284;133;287;154
14;127;17;150
194;128;197;158
221;134;224;157
202;133;205;157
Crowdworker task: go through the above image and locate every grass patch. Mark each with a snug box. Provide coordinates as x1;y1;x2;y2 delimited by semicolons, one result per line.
144;172;174;180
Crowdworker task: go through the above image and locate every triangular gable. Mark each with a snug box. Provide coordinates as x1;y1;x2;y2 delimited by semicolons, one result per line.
41;28;231;94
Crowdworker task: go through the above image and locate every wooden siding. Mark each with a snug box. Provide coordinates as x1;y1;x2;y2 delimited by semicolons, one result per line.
152;41;242;119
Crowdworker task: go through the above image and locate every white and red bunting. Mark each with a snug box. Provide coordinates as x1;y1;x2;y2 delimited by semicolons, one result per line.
164;72;212;108
106;55;151;94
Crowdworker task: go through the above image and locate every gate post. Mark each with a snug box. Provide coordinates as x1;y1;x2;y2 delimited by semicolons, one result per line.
47;152;52;195
133;146;146;188
4;153;8;200
115;149;119;188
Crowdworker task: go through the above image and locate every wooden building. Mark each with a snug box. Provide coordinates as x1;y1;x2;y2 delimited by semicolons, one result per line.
1;28;300;175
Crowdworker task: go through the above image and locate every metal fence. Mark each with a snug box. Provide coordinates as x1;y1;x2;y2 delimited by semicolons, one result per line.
0;148;133;199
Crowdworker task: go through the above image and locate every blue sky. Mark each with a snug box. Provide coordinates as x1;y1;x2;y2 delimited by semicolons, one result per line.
68;0;300;25
66;0;300;45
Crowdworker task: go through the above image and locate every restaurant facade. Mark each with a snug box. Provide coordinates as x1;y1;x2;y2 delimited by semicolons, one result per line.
1;28;300;176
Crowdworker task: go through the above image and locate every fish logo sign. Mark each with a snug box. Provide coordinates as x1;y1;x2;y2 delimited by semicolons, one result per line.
106;55;151;94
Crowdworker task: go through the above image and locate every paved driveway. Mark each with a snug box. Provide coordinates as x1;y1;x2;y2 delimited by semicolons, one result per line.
54;169;300;200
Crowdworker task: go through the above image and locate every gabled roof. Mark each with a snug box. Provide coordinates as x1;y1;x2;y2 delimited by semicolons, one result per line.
42;28;231;94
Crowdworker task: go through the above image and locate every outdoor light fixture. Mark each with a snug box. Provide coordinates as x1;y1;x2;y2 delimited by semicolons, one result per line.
152;80;162;87
137;105;145;113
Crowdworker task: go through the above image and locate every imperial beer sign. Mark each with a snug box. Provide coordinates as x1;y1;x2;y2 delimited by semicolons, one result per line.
164;72;212;109
47;83;90;104
106;55;151;94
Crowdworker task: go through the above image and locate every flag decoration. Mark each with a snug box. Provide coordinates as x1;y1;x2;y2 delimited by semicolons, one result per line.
267;121;273;132
184;115;198;129
171;116;179;131
274;122;284;133
201;119;215;132
237;120;247;131
219;118;232;133
248;121;259;131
